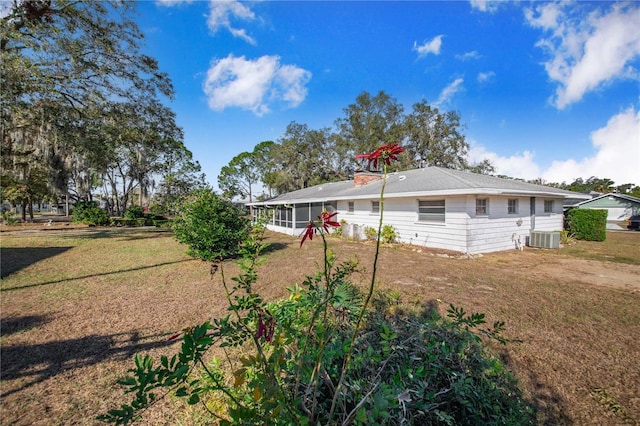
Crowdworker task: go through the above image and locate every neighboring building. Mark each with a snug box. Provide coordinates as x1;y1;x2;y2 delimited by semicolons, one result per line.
572;193;640;223
249;167;591;254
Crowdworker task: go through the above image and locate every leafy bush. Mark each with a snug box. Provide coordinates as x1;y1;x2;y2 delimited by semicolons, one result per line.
364;226;377;240
380;224;398;244
99;230;532;425
124;205;145;220
72;201;109;226
1;210;18;225
566;209;607;241
172;189;250;261
152;219;171;228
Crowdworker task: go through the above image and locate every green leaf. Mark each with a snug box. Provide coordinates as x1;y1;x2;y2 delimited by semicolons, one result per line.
187;393;200;405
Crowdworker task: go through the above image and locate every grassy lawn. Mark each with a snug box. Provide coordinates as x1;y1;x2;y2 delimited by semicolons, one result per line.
1;227;639;425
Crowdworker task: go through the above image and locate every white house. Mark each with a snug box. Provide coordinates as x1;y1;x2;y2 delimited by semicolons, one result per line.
249;167;591;254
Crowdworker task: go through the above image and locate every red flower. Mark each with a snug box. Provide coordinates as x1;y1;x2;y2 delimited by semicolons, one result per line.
301;210;341;246
257;309;275;343
300;221;315;247
356;143;405;169
320;210;340;232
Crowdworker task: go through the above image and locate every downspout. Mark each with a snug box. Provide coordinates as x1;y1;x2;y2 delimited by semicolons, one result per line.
530;196;536;230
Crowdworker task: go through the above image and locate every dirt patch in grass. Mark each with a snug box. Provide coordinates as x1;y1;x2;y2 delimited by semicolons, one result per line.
1;228;639;425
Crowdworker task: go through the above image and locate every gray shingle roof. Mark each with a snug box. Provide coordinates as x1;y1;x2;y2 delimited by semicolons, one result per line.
250;167;591;205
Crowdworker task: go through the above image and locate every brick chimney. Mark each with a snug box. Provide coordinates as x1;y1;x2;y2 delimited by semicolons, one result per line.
354;171;383;186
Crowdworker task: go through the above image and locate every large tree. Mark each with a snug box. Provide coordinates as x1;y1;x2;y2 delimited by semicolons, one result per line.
1;0;176;215
237;91;490;196
218;151;260;204
251;140;277;198
334;91;406;173
152;141;207;215
403;100;469;170
97;100;184;216
269;122;343;194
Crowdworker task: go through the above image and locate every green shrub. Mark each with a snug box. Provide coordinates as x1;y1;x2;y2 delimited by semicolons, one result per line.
124;205;145;220
566;209;607;241
364;225;377;240
380;224;398;244
72;201;109;226
1;210;18;225
171;189;250;261
100;237;533;426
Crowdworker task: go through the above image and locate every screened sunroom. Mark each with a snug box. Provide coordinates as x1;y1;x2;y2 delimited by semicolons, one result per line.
251;201;338;236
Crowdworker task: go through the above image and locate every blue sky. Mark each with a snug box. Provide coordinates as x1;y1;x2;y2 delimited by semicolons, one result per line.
137;0;639;189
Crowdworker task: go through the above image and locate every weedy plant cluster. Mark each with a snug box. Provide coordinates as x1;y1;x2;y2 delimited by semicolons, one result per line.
100;144;533;425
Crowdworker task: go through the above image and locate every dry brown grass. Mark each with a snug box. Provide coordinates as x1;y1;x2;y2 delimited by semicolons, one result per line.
1;227;639;425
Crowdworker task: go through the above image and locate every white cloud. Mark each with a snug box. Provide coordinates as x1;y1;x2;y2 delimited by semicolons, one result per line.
477;71;495;83
203;54;312;116
468;144;541;180
456;51;482;61
433;78;464;108
155;0;194;6
207;0;257;44
542;106;640;185
526;2;640;109
469;107;640;185
413;35;443;58
469;0;506;13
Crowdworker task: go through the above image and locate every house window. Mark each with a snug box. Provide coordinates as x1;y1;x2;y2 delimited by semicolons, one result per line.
544;200;554;213
347;201;354;213
508;199;518;214
371;201;380;214
418;200;445;223
476;198;489;215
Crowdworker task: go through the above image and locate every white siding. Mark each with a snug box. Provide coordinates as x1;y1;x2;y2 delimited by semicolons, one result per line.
338;197;469;253
466;197;525;254
265;195;566;254
464;196;564;254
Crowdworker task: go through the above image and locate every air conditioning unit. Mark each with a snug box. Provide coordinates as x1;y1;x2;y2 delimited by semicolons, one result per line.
529;231;560;249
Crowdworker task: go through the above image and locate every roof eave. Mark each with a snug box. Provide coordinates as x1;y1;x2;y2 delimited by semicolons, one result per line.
248;187;587;206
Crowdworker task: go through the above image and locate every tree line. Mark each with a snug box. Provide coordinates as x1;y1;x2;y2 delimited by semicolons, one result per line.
218;90;496;202
544;177;640;199
1;0;206;220
218;91;639;203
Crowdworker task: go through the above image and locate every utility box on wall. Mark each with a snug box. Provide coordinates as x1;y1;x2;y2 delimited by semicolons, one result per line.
529;231;560;249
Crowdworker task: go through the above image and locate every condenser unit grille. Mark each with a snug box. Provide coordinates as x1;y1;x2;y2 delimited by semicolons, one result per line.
529;231;560;249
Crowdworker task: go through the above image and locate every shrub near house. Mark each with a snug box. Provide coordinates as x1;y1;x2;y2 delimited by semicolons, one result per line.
567;209;607;241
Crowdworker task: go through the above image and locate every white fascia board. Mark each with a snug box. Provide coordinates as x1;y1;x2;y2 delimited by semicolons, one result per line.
497;190;591;199
249;188;589;206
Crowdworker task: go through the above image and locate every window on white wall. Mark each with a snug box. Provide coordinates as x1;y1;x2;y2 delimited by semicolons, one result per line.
476;198;488;215
544;200;554;213
418;200;445;223
508;199;518;214
371;201;380;214
347;201;354;213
